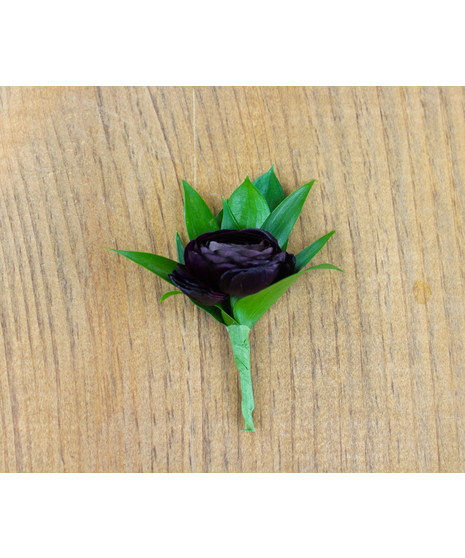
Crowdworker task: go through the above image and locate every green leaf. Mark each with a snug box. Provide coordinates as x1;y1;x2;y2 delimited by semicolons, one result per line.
294;231;336;272
112;250;177;285
191;300;225;324
220;309;238;326
304;263;345;273
176;232;185;264
253;164;285;211
221;197;241;230
160;290;183;302
163;289;225;324
215;209;223;228
261;180;314;249
230;295;240;310
233;263;343;328
182;180;219;241
228;176;270;229
227;325;255;431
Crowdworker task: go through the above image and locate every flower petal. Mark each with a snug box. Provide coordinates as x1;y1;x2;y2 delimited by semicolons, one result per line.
219;263;281;297
169;266;228;306
184;249;213;286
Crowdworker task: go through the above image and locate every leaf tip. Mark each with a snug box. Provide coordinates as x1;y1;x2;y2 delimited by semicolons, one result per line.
181;180;191;200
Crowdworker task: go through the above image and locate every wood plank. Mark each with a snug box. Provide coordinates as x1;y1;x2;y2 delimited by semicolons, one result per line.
0;86;464;472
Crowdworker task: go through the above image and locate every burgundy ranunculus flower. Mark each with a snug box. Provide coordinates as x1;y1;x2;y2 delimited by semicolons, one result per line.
169;229;296;306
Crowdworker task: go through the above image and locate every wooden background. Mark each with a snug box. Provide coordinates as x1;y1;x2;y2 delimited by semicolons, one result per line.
1;86;464;473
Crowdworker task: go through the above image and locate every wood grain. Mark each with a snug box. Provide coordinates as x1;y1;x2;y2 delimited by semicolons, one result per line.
1;86;464;473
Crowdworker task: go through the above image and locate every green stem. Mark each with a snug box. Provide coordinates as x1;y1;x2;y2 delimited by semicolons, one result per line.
227;324;255;431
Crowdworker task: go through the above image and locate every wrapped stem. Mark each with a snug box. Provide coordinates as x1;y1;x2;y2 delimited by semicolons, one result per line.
227;325;255;431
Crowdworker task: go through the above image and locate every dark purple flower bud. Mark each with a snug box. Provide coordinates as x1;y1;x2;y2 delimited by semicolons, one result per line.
169;229;296;306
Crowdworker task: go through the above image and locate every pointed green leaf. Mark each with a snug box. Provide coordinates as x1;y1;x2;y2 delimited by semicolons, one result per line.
220;308;238;326
304;263;345;273
233;270;306;328
176;232;185;264
230;295;240;310
228;176;271;229
294;231;336;272
233;263;342;328
112;250;177;284
253;164;285;211
227;325;255;431
164;290;225;324
221;197;241;230
215;209;223;227
160;290;183;302
182;180;219;240
191;300;225;324
261;180;314;248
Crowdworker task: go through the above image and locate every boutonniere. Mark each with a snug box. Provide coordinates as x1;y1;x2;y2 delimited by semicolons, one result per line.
113;166;343;431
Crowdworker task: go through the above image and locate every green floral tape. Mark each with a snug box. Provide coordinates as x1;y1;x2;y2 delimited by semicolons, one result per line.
227;325;255;431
